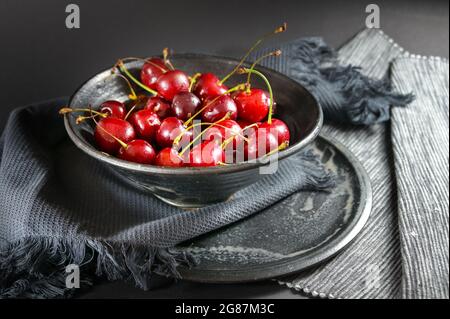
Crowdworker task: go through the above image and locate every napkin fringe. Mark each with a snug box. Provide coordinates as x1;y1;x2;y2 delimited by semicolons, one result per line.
287;38;414;125
0;237;195;298
298;150;336;190
320;66;414;125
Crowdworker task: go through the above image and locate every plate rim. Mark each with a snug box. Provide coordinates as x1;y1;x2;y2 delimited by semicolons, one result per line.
176;134;373;283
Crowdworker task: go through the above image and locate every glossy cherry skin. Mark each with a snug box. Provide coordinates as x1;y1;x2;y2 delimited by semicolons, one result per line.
154;147;184;167
99;100;126;119
194;73;228;101
171;92;201;121
201;95;238;123
245;129;279;160
144;96;173;119
117;139;156;164
155;70;190;101
258;119;290;145
156;117;192;148
94;118;136;154
236;119;252;129
237;119;259;135
203;119;242;148
234;89;270;123
129;109;161;142
186;141;225;167
141;58;168;90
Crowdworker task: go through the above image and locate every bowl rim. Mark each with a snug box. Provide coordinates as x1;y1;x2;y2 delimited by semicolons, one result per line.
64;53;323;175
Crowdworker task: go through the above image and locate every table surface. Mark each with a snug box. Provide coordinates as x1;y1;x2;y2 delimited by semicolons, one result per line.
0;0;448;299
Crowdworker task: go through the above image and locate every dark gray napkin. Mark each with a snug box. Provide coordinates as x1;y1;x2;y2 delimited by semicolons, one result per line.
0;99;333;298
0;30;412;298
249;34;413;125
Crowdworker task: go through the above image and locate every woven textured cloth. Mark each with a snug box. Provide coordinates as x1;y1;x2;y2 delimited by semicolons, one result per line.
0;100;334;298
257;29;448;299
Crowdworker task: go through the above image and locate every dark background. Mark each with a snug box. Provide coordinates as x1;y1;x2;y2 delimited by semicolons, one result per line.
0;0;448;298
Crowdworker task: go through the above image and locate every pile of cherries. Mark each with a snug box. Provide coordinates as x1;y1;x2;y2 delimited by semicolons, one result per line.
61;24;292;167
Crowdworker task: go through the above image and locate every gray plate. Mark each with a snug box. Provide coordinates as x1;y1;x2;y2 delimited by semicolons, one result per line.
175;135;372;283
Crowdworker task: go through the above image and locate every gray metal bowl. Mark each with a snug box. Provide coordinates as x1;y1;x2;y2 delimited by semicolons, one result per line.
65;54;322;207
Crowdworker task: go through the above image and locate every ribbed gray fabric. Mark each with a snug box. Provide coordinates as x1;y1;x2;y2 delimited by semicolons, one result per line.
272;29;404;299
390;57;449;299
273;29;449;299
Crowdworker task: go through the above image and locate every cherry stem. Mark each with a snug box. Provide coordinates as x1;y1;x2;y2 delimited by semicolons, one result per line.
117;60;158;96
219;22;287;85
221;122;260;149
220;122;259;148
189;73;202;92
239;68;274;124
106;72;138;100
220;135;235;149
163;48;175;70
263;141;289;158
116;57;168;73
174;121;248;145
76;114;101;124
124;100;140;121
90;108;129;150
59;107;107;118
183;83;246;127
242;122;259;131
145;59;168;73
178;113;230;157
246;50;281;86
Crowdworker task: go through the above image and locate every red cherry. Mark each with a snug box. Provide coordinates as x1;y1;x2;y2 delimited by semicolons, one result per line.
194;73;228;101
186;141;225;167
236;119;252;128
236;119;259;135
245;128;279;160
156;117;192;148
144;97;173;119
118;139;156;164
155;147;184;167
171;92;201;121
141;58;168;90
201;95;238;123
129;109;161;141
94;118;136;154
155;70;190;101
203;119;242;148
99;100;126;119
234;88;270;123
258;119;290;145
